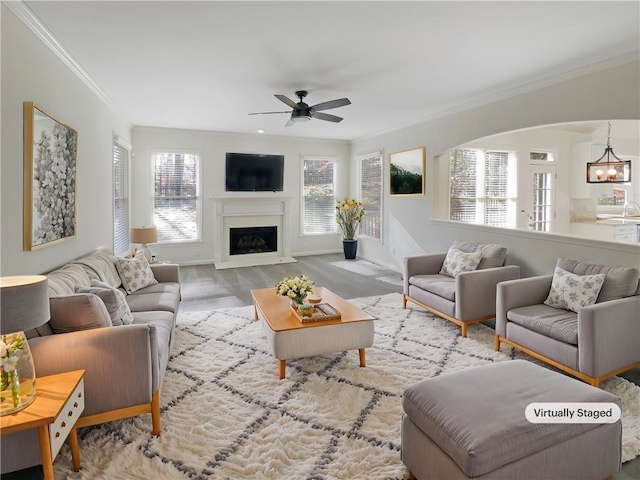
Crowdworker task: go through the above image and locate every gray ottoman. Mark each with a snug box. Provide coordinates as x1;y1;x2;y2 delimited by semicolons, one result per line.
401;360;622;479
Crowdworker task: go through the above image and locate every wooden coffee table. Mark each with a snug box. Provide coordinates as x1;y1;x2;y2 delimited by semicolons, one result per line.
251;286;375;379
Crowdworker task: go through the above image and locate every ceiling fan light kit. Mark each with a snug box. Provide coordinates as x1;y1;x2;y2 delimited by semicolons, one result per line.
249;90;351;126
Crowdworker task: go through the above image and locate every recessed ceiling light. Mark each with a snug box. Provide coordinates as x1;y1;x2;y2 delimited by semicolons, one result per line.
257;129;264;134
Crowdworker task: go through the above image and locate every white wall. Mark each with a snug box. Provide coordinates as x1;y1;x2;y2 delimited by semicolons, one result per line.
0;6;133;276
350;60;640;276
131;127;350;264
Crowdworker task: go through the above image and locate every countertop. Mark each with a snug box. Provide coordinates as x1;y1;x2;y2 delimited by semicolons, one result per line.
596;218;640;226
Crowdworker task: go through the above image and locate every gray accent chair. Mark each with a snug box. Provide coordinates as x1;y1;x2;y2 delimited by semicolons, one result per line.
495;258;640;387
402;241;520;337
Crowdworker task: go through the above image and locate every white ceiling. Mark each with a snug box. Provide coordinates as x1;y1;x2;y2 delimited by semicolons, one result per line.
23;1;640;141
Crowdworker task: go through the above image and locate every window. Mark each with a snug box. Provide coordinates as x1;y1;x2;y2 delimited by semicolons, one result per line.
529;165;555;232
113;141;130;255
302;156;337;234
449;148;517;227
153;151;200;242
358;151;382;240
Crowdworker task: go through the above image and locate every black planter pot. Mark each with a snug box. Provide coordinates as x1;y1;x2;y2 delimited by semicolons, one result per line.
342;239;358;259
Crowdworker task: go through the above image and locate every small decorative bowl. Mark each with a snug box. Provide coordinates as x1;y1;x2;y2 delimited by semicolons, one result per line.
307;294;322;304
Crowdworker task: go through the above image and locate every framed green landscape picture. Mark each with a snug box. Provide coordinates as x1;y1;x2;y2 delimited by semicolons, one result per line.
389;147;425;196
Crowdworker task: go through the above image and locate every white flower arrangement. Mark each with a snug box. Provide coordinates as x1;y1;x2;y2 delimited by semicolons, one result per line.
275;275;315;305
1;334;26;409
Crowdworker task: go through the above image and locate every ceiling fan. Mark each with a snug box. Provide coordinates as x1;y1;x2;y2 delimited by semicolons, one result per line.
249;90;351;126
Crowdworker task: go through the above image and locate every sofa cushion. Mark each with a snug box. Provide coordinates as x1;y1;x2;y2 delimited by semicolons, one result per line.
544;266;605;313
46;264;92;296
410;275;456;301
76;280;133;326
114;252;158;294
126;292;180;314
453;241;507;269
72;249;122;288
128;282;181;297
557;258;640;303
507;304;578;345
48;294;113;334
439;248;481;278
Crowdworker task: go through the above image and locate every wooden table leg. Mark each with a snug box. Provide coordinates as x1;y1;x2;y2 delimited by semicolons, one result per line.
69;427;81;471
254;304;258;320
37;425;54;480
279;360;286;379
359;348;366;367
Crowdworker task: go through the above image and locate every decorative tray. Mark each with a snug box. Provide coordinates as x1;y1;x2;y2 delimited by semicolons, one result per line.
290;303;342;323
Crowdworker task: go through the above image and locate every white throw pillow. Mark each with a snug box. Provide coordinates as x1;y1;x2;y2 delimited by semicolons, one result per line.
439;247;482;278
543;266;606;313
76;280;133;326
114;251;158;294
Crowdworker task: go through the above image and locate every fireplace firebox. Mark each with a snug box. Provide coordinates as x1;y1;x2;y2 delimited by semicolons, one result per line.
230;226;277;256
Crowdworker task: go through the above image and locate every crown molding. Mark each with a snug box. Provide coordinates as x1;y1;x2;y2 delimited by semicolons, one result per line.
4;0;125;118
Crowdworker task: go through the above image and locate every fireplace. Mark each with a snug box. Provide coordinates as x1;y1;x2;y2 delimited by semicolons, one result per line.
213;197;296;269
230;226;277;256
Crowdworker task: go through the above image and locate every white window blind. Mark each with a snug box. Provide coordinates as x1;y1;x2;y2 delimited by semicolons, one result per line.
450;149;478;223
450;148;517;227
303;157;337;234
113;142;129;255
484;151;510;227
153;152;200;242
359;152;382;240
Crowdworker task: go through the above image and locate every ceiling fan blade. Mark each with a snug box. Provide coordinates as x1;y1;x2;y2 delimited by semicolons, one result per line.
275;94;298;109
311;98;351;111
248;111;291;115
313;112;343;123
285;120;294;127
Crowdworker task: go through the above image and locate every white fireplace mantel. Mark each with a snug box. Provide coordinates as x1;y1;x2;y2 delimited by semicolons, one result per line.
213;197;296;269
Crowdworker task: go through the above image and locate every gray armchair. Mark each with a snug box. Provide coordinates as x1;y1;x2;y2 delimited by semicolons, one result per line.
495;258;640;387
403;241;520;337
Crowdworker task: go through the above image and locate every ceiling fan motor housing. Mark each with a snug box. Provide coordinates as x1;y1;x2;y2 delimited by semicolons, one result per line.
291;107;312;122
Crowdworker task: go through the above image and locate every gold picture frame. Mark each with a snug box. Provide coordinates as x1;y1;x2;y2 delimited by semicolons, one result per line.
23;102;78;250
389;147;425;196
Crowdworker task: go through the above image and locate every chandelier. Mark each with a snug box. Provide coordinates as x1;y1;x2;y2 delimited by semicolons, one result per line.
586;122;631;183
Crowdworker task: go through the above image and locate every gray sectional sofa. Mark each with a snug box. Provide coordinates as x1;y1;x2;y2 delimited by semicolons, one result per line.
1;248;180;474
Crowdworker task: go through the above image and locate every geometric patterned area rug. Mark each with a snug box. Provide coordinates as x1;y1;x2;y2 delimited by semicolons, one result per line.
54;293;640;479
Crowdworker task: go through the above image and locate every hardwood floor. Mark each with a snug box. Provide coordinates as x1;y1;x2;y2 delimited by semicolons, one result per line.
178;253;402;313
5;254;638;479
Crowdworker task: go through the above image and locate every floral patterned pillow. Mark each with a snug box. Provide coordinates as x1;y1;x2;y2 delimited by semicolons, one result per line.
543;266;606;313
439;248;482;278
114;252;158;294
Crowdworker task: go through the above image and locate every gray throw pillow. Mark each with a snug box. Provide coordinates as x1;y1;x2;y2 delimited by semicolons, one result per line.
76;281;133;326
556;258;640;303
452;241;507;269
49;294;113;334
114;251;158;294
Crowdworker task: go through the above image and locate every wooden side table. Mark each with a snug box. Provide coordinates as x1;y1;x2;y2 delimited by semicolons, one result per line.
1;370;85;480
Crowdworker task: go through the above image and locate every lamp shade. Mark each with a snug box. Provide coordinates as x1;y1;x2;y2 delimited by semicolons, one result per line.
0;276;50;334
130;226;158;244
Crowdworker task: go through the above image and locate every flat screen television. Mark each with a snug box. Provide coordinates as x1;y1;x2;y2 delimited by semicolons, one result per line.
225;152;284;192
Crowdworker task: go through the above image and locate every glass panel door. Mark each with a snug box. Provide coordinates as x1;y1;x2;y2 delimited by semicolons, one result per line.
529;165;555;232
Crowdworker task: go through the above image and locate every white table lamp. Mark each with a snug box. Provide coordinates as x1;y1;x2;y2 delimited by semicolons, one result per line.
130;226;158;262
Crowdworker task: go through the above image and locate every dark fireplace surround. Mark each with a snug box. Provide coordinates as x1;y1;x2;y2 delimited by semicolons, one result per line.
230;226;278;256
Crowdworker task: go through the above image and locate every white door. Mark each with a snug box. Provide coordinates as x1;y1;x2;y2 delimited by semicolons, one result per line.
529;165;556;232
